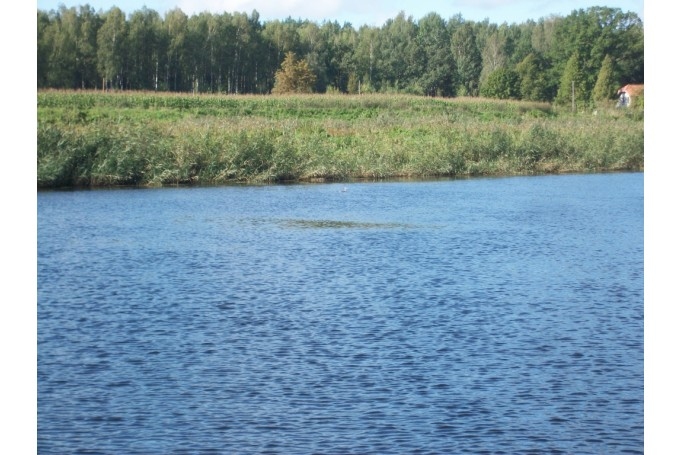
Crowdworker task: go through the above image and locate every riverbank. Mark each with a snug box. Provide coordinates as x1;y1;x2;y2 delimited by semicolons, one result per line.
37;91;643;188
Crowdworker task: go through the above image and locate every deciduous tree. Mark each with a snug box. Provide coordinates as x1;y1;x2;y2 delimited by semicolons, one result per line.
516;52;553;101
416;12;455;96
36;6;643;102
128;7;162;90
164;8;188;91
480;67;519;99
271;52;316;94
451;22;482;96
379;12;419;92
97;7;127;90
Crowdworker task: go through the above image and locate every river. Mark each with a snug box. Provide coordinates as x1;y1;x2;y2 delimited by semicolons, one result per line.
38;173;643;454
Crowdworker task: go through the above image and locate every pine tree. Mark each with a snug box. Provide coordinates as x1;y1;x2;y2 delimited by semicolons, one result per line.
592;55;617;104
556;52;586;108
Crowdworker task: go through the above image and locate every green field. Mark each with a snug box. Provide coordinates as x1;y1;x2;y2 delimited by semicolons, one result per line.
37;91;644;188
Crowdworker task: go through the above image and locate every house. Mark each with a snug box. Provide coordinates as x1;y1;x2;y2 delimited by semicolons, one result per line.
617;84;644;107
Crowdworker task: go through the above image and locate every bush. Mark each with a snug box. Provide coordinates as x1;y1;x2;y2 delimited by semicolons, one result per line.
480;68;520;100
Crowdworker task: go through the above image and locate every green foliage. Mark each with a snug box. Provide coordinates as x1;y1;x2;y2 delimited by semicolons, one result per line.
636;90;644;111
97;7;127;90
37;91;642;187
480;68;520;99
451;22;482;96
127;7;163;90
271;52;317;94
555;52;589;108
479;29;508;89
378;12;420;93
549;7;644;101
592;55;617;103
37;6;643;102
516;53;553;101
347;72;360;94
416;13;455;96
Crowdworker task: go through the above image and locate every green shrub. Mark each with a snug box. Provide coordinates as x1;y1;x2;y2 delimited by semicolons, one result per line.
37;91;644;186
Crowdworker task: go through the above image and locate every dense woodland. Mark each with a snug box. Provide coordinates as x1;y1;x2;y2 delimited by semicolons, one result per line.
37;4;643;106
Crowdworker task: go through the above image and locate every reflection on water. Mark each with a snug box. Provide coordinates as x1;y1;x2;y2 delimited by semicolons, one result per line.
38;173;643;454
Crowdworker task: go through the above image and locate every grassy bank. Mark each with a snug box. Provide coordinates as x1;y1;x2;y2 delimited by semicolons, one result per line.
37;91;643;188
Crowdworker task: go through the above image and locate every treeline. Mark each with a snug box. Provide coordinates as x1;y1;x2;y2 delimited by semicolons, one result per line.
37;5;643;105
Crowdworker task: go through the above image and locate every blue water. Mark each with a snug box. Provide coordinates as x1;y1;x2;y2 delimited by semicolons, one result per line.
38;173;644;454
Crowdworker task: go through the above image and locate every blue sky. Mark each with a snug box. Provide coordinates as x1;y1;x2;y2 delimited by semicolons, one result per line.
36;0;645;26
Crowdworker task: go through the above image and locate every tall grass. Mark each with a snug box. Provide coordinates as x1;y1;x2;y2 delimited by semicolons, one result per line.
37;91;643;187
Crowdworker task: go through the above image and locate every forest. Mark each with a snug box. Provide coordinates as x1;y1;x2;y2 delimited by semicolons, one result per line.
37;4;643;107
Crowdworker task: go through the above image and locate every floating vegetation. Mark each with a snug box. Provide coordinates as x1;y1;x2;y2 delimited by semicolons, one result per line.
279;219;415;229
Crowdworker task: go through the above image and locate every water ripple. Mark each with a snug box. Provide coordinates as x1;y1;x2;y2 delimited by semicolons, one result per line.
38;174;643;454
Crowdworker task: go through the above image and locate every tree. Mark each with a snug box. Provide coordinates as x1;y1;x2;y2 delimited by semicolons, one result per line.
128;7;162;90
531;16;558;55
164;8;188;91
549;7;644;101
46;6;79;88
271;52;316;94
97;7;127;90
379;12;419;91
586;7;644;86
336;23;359;92
480;67;519;99
186;12;211;93
262;18;303;92
77;5;101;89
592;55;617;103
416;12;454;96
37;11;52;87
516;52;553;101
36;5;643;100
555;52;587;108
298;21;329;92
354;25;379;90
229;11;262;94
480;29;508;88
610;11;644;84
451;22;482;96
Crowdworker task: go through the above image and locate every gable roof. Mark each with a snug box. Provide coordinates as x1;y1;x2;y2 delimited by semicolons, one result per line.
618;84;644;96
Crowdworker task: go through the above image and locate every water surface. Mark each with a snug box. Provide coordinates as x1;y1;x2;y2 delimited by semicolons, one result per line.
38;173;644;454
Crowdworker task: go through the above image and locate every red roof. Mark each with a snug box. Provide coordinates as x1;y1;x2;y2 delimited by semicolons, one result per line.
618;84;644;96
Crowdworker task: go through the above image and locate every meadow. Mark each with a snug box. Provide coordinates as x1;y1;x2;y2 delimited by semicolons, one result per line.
37;91;644;187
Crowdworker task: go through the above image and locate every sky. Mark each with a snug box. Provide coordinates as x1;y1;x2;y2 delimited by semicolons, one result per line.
36;0;645;26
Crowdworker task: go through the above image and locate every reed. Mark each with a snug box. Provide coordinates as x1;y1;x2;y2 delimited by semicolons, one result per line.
37;91;643;187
